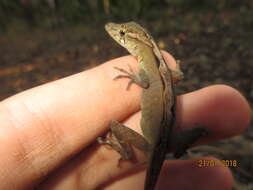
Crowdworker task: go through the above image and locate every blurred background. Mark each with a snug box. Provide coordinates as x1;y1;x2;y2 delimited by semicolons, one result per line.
0;0;252;189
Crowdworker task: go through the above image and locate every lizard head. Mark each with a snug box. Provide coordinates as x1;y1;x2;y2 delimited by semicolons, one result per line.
105;22;153;55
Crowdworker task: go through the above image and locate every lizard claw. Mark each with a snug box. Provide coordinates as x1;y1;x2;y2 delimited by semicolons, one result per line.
114;66;133;75
126;79;135;90
113;66;141;90
113;66;136;81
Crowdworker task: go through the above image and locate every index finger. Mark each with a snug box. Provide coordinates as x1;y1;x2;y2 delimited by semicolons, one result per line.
0;54;144;189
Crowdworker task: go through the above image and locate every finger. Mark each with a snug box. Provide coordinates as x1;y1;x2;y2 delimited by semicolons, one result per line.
94;84;249;189
37;84;250;189
176;84;250;142
104;157;232;190
119;84;250;143
0;54;146;189
159;157;233;190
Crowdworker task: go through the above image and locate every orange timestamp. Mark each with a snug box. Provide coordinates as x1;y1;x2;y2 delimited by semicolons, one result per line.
197;159;238;168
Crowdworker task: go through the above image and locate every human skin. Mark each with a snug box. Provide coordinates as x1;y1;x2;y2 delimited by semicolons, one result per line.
0;51;250;190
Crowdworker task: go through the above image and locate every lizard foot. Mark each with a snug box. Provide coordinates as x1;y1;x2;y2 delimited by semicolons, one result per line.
172;126;209;158
171;60;184;84
113;66;149;89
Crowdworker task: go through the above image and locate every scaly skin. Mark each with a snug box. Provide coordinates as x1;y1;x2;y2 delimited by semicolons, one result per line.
97;22;208;190
99;22;176;190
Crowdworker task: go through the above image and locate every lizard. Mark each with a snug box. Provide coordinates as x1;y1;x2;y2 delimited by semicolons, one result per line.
97;22;208;190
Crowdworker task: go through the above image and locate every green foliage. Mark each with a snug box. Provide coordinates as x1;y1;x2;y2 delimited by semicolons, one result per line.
0;0;21;14
0;0;251;30
55;0;91;23
0;0;21;30
104;0;168;20
108;0;143;19
166;0;251;11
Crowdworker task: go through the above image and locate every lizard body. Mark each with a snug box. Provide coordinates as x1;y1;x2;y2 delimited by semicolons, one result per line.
98;22;208;190
98;22;176;190
105;22;165;145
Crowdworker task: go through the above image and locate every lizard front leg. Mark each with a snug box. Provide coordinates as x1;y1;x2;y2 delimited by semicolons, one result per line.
171;60;184;84
113;66;149;89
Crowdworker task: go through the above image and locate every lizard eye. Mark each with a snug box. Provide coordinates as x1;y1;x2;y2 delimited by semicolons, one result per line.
119;30;125;36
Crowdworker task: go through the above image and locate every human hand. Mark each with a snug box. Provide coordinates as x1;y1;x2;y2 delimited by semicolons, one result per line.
0;51;250;189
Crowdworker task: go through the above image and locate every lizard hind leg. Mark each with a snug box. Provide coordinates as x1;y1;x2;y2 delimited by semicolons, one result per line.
97;121;133;162
171;125;209;158
98;120;151;164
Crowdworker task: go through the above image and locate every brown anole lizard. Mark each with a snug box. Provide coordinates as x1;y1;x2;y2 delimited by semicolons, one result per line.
98;22;208;190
